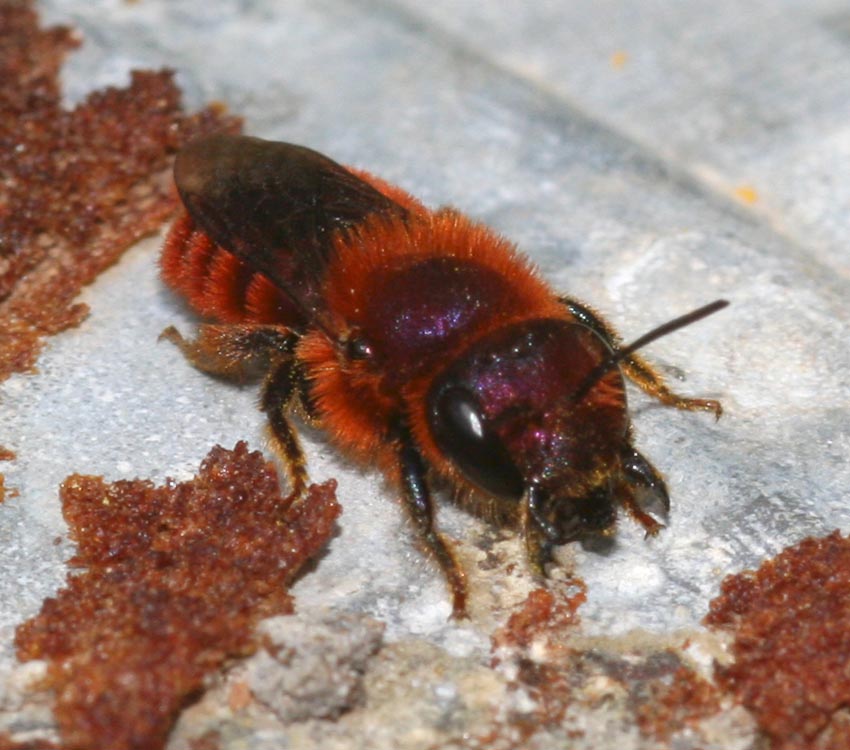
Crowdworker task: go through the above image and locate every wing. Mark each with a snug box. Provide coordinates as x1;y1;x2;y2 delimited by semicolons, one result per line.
173;134;409;324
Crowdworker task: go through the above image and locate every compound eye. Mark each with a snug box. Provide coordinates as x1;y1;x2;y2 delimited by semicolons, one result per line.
429;385;525;501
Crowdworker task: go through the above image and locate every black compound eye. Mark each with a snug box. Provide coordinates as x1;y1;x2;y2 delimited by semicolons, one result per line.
428;385;524;501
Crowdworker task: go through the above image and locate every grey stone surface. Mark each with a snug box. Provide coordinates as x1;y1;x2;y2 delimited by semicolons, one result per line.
243;612;384;723
394;0;850;275
2;0;849;747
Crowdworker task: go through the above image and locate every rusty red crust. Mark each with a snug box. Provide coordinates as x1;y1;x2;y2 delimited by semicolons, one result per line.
15;443;340;750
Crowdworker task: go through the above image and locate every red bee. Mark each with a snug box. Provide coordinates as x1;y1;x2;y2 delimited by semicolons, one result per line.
161;135;726;617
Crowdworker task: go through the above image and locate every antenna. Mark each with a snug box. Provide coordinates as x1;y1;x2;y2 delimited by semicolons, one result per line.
570;299;729;405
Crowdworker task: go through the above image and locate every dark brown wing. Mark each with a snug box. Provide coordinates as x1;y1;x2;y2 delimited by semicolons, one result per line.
174;134;407;324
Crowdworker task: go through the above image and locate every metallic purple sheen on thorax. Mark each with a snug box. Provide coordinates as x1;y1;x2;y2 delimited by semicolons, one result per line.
360;256;520;378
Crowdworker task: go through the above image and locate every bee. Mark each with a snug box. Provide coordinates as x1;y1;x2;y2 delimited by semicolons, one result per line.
161;134;727;617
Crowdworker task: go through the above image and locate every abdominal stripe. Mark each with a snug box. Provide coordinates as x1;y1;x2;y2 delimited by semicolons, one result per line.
161;215;295;325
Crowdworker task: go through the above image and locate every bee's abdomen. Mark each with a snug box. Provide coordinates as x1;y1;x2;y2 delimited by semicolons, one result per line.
160;211;302;326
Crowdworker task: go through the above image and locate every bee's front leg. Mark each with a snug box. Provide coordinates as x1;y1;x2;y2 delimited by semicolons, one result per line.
396;424;468;619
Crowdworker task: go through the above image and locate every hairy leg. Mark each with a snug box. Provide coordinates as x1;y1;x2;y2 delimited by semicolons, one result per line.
162;323;308;499
261;360;310;503
397;424;467;618
560;296;722;418
160;323;298;381
520;493;554;577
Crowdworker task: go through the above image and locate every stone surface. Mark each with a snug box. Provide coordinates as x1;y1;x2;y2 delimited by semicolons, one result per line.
243;613;385;723
2;1;849;747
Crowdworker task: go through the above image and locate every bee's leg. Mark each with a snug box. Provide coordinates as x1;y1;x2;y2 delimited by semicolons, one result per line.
292;361;321;425
560;297;722;418
520;494;555;577
397;427;467;618
160;323;298;381
261;359;310;504
163;323;308;501
619;446;669;536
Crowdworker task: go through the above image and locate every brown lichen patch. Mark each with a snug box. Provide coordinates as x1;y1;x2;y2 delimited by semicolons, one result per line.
492;584;586;658
634;662;723;741
0;0;240;381
486;583;586;744
470;583;733;749
15;442;340;750
704;530;850;750
564;645;725;745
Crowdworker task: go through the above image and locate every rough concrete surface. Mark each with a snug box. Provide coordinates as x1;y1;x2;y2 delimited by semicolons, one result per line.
1;1;848;747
